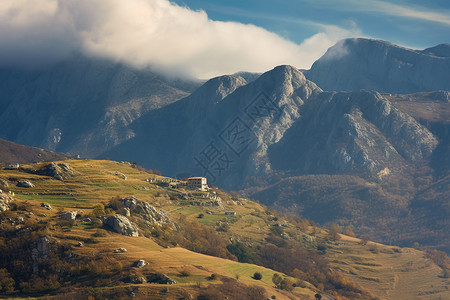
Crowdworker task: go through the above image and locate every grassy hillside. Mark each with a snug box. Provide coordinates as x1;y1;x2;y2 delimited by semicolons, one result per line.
0;159;448;299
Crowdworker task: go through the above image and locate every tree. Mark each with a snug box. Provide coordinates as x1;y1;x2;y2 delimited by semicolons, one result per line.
344;225;356;237
272;274;282;287
253;272;262;280
226;241;257;263
272;274;294;291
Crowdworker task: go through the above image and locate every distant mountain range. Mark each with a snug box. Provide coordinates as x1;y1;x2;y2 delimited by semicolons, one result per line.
1;38;449;252
0;55;201;157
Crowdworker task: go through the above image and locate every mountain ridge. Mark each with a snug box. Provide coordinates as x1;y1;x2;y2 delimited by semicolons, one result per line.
305;38;450;93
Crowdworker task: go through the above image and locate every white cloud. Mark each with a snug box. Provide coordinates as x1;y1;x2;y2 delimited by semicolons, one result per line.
0;0;361;78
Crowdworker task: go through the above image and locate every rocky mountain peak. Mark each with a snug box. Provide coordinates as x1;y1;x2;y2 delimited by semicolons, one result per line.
305;38;450;93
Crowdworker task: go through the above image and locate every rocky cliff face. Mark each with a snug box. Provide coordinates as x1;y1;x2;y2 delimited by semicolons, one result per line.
305;38;450;93
269;90;438;178
0;55;200;157
104;65;322;187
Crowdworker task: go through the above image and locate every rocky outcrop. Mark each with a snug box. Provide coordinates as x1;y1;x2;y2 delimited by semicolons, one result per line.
31;236;52;273
305;38;450;93
0;190;14;212
61;211;78;221
103;214;139;237
38;163;75;180
17;181;34;188
119;196;170;225
269;91;438;177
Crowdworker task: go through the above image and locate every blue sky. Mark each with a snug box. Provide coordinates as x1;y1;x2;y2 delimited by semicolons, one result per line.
1;0;448;78
172;0;450;49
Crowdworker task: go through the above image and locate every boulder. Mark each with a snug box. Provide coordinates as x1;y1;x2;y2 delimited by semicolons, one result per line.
40;202;52;210
135;259;147;268
61;211;78;221
103;214;139;237
17;181;34;188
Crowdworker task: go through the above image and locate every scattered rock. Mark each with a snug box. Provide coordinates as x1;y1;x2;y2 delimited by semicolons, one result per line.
5;164;19;170
40;203;52;210
77;242;84;247
0;190;14;212
61;211;78;221
17;181;34;188
147;273;176;284
103;214;139;237
129;275;147;284
135;259;147;268
114;248;127;253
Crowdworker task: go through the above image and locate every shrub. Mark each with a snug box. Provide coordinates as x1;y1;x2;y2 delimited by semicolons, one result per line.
92;204;106;217
252;272;262;280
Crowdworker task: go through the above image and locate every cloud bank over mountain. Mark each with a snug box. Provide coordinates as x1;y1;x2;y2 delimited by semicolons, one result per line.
0;0;360;78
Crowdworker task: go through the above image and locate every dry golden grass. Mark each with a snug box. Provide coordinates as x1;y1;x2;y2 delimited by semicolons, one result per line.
327;234;450;300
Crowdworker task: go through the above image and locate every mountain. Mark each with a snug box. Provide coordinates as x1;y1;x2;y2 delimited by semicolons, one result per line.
0;138;69;164
104;65;322;187
104;63;449;253
0;55;201;157
305;38;450;93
